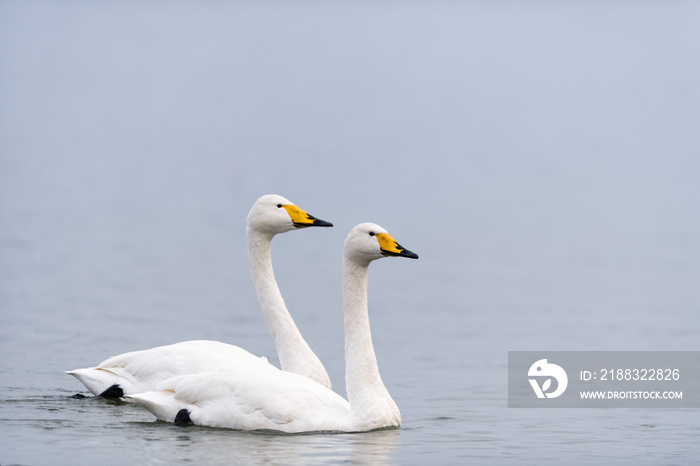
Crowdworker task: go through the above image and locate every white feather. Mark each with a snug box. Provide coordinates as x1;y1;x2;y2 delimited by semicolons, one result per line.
67;194;332;395
128;223;418;433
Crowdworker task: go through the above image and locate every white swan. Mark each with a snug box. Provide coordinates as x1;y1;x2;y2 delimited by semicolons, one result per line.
66;194;333;397
127;222;418;433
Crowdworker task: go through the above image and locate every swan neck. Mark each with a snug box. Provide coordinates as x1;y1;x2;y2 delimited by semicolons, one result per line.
343;257;399;428
247;227;330;387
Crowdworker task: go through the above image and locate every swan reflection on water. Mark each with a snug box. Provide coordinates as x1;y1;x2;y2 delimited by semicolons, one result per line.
128;424;401;465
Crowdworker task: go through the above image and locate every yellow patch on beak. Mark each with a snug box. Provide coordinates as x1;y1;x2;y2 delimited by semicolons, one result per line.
282;205;314;225
376;232;419;259
375;233;403;255
282;205;333;228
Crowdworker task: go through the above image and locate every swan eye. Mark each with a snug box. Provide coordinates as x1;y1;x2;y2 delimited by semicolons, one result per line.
369;232;375;236
277;204;283;208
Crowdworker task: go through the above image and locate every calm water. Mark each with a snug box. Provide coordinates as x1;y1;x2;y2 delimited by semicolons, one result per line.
1;1;699;464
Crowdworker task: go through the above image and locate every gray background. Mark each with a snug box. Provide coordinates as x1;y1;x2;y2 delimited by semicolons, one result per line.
1;1;699;464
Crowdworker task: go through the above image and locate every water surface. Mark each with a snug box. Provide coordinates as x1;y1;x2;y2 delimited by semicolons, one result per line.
1;1;699;464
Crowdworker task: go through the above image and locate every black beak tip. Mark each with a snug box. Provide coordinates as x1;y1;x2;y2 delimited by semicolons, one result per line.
383;248;419;259
403;250;419;259
313;219;333;227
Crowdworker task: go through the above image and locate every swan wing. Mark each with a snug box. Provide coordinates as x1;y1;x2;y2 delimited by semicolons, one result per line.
67;340;270;396
130;368;350;433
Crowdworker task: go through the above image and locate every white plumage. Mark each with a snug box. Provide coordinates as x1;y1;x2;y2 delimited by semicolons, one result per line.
128;223;418;433
67;194;333;396
133;368;350;432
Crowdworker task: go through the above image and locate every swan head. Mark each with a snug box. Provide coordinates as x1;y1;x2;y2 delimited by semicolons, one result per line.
247;194;333;235
344;222;419;265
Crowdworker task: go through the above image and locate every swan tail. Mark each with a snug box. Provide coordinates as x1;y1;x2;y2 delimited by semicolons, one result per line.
66;367;134;397
66;368;114;396
127;390;188;423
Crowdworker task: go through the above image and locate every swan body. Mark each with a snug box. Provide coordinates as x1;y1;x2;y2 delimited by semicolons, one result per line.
128;223;418;433
67;195;333;396
66;340;272;396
